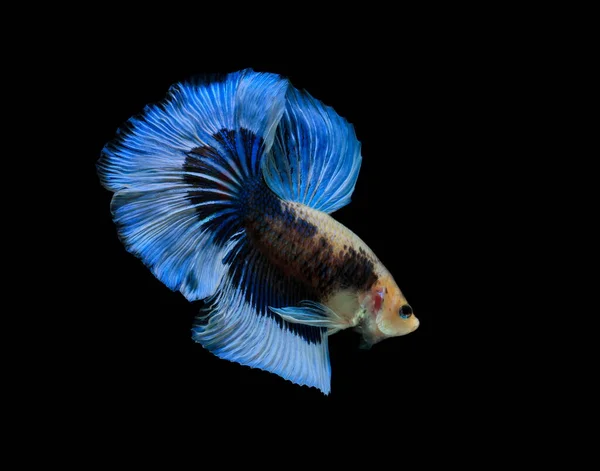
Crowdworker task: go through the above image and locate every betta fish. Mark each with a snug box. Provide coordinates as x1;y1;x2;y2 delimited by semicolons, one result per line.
97;69;419;394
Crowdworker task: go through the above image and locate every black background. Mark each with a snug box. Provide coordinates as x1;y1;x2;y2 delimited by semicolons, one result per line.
79;46;509;417
19;7;580;460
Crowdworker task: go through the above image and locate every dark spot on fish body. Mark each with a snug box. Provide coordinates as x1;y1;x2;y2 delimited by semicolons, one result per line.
335;245;377;292
244;190;334;292
257;211;381;298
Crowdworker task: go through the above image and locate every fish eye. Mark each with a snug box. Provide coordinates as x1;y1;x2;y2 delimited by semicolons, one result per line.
399;304;413;319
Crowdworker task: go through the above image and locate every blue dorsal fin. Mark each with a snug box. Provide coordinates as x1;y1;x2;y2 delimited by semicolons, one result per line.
261;86;362;214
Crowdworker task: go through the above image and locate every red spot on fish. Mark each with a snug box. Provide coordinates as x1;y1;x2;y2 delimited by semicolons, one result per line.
373;290;383;312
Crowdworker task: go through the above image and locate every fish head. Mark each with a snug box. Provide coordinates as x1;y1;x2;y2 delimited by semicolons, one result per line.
357;273;419;347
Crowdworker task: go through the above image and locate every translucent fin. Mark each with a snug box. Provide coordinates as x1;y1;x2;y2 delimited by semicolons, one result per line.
192;236;331;394
270;301;348;335
97;69;288;300
261;86;362;214
110;189;227;300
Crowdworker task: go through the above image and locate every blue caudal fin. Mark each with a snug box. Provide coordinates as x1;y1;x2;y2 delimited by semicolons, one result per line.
261;86;362;214
97;69;288;300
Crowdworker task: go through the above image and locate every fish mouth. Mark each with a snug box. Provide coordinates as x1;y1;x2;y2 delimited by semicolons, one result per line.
411;317;420;332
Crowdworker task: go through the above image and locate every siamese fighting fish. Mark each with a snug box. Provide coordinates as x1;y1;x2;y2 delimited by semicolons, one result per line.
97;69;419;394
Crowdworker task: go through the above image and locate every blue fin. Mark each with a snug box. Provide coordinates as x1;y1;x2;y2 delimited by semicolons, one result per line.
261;86;362;214
270;301;348;335
97;69;288;300
192;237;332;394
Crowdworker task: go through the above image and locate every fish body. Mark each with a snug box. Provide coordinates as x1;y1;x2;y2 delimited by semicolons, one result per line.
98;69;418;394
245;194;418;344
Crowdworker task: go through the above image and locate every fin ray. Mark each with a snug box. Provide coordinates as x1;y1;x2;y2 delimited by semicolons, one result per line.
98;69;288;301
261;87;362;214
192;235;331;394
270;301;348;335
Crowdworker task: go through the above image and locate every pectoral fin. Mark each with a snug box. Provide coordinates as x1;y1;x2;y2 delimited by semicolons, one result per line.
270;301;348;335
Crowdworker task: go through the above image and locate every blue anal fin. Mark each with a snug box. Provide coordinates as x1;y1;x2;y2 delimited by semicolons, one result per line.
192;235;332;394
